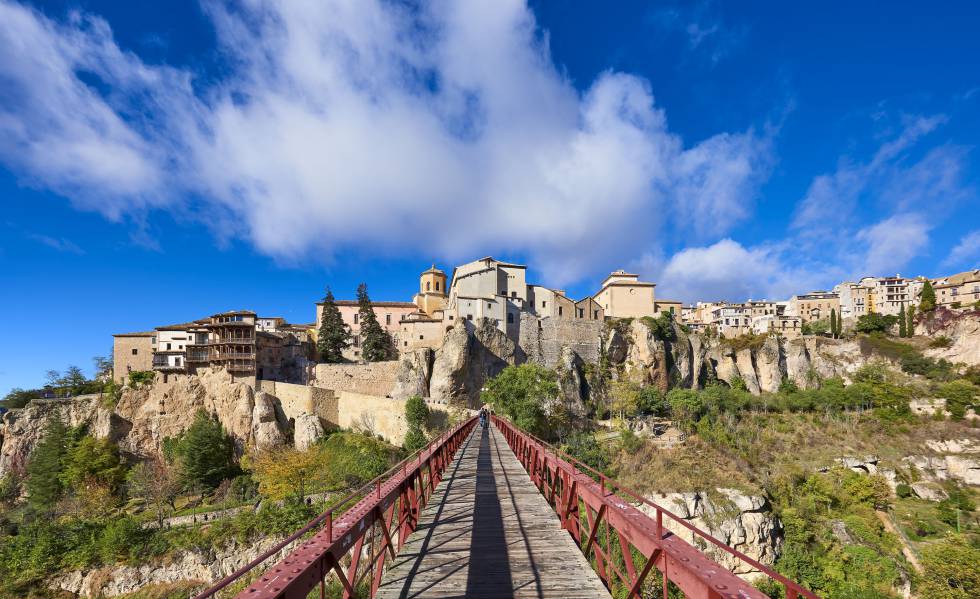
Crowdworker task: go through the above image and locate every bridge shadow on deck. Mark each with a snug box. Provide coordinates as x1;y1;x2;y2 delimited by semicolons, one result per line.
464;424;514;596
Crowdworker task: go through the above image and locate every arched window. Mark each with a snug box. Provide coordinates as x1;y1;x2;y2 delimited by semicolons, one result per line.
436;281;440;291
426;281;431;291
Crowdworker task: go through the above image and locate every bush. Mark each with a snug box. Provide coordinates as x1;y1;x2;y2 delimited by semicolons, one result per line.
929;335;953;348
917;538;980;598
561;433;610;475
128;370;155;387
855;313;898;334
895;483;912;498
403;395;429;452
937;380;979;420
636;386;669;417
640;313;675;342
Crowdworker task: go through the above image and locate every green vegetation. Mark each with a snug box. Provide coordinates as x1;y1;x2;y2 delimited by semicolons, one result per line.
317;287;352;363
164;411;238;490
919;280;937;312
356;283;394;362
128;370;155;386
855;312;898;334
899;305;908;337
482;363;560;437
802;318;830;336
640;312;676;342
403;395;430;452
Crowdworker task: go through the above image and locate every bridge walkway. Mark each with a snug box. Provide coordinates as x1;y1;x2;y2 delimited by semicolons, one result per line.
376;423;610;599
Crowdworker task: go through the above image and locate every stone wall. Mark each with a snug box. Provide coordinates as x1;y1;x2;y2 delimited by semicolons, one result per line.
519;313;604;368
314;361;400;397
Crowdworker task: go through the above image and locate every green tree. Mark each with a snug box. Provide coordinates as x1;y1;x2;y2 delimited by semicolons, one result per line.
403;395;430;452
171;411;237;490
1;388;34;409
919;280;937;312
917;538;980;598
906;303;915;335
855;313;898;334
937;380;979;420
356;283;393;362
482;364;560;437
126;457;180;526
62;365;87;396
25;416;69;510
317;287;352;363
60;436;126;493
898;305;907;337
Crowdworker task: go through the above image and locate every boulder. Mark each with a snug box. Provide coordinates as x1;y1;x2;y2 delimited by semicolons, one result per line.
251;392;287;451
639;488;782;577
293;414;325;451
910;482;948;502
555;346;588;418
391;348;434;400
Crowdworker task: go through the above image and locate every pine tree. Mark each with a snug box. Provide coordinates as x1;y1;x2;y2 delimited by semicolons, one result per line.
907;303;915;336
357;283;393;362
317;287;351;363
830;309;838;338
898;305;907;337
174;411;236;490
26;416;69;510
920;280;937;312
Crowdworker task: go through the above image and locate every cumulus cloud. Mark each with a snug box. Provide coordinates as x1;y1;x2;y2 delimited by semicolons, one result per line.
945;230;980;268
0;0;772;284
646;239;836;303
855;213;932;276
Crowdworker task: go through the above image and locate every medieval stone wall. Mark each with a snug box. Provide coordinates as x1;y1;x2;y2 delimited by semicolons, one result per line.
519;313;604;368
313;361;400;397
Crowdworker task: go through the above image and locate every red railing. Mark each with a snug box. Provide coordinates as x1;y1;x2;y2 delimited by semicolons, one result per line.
194;416;478;599
492;415;818;599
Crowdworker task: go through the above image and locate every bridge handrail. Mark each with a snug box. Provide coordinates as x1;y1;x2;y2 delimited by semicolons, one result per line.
194;416;478;599
491;415;818;599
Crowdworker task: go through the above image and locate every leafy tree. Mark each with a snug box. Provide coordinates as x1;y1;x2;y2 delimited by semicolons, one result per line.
898;305;907;337
561;433;610;474
60;436;125;494
937;380;978;420
62;366;87;396
802;318;829;336
127;457;180;526
403;395;429;452
319;432;397;488
917;538;980;598
919;280;937;312
92;353;113;381
171;411;237;490
1;387;34;409
609;376;642;419
249;446;326;502
25;417;69;510
357;283;393;362
637;386;669;417
855;313;898;334
317;287;351;363
482;364;560;437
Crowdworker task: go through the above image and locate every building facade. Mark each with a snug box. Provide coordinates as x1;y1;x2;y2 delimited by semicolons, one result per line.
788;292;840;323
111;332;155;383
933;269;980;308
592;270;656;319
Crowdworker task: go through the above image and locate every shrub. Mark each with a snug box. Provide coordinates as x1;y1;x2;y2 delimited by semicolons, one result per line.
640;313;676;342
929;335;952;348
403;395;430;452
917;538;980;598
937;380;979;420
128;370;155;387
636;386;669;417
855;313;898;334
895;483;912;498
561;433;610;475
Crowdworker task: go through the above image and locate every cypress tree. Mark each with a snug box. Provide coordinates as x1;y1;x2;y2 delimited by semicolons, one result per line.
357;283;393;362
317;287;351;363
898;305;907;337
830;309;838;338
26;416;69;510
920;280;937;312
907;304;915;336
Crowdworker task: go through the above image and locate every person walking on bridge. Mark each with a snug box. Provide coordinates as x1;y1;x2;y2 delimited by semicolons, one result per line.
479;407;488;429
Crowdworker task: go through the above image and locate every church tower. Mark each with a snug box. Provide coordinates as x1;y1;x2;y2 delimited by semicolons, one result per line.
415;265;448;317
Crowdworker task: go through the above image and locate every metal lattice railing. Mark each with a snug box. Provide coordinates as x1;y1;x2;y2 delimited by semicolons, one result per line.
194;416;478;599
491;415;818;599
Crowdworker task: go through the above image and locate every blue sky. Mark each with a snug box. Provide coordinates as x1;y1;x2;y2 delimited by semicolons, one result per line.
1;0;979;393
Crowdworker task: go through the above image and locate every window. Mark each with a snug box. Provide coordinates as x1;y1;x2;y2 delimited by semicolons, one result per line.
578;308;584;318
426;281;431;291
404;341;409;347
466;314;473;321
166;343;171;350
542;301;547;308
558;306;563;316
449;315;454;320
354;336;360;347
594;310;599;319
386;314;391;325
132;348;138;355
127;365;132;373
175;357;181;367
420;335;424;340
507;313;514;324
151;336;156;344
435;282;440;291
511;291;517;298
354;314;359;324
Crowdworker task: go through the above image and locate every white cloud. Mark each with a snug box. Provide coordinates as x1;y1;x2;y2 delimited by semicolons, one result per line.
27;233;84;254
0;0;772;285
945;230;980;268
648;239;835;303
855;213;931;276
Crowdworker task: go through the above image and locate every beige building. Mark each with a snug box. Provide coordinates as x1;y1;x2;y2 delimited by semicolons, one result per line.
655;299;683;317
861;275;921;316
834;282;872;321
413;265;449;318
788;292;840;323
593;270;656;319
933;269;980;308
711;304;751;337
446;257;528;338
111;332;155;383
752;314;802;338
575;296;604;321
315;300;417;361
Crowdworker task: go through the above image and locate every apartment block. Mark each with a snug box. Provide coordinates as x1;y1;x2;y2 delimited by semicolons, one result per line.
933;269;980;308
788;292;840;323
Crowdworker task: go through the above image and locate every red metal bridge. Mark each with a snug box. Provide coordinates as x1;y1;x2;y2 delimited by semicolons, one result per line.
197;416;817;599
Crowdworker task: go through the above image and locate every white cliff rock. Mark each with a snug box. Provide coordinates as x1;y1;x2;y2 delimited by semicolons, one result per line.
639;488;781;577
294;413;325;451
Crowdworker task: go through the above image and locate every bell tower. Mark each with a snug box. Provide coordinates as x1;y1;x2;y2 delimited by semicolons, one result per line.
415;264;448;317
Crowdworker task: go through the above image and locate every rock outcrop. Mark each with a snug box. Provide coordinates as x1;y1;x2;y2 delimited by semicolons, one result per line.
391;349;434;400
293;413;325;451
639;488;782;577
50;535;289;597
429;321;520;408
918;309;980;366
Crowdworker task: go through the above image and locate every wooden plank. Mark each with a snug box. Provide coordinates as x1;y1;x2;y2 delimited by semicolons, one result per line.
377;424;610;598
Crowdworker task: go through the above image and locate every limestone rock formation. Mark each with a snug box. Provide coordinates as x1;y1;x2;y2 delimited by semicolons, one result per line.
391;348;434;400
919;310;980;366
251;392;288;451
50;535;289;598
293;413;325;451
639;488;782;577
429;321;519;407
555;346;588;418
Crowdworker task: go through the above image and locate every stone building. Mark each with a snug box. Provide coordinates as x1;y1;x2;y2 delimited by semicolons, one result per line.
932;269;980;308
788;292;840;323
111;332;155;383
592;270;656;318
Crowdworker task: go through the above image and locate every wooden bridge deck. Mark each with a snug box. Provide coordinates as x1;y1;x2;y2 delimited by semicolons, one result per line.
377;423;610;599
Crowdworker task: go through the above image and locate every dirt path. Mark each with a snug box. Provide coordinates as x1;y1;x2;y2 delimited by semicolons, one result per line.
876;510;923;574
